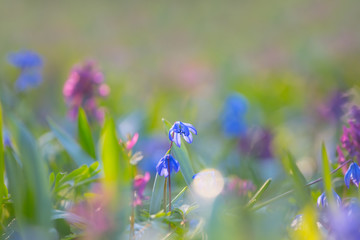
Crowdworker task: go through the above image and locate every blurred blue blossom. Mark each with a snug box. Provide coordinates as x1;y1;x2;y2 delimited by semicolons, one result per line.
7;50;43;91
344;162;360;188
3;130;11;148
156;154;180;177
220;93;248;137
8;50;43;68
168;121;197;148
317;190;342;208
327;199;360;240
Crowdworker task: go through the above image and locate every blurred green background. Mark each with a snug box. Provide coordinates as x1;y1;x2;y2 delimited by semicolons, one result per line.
1;0;360;174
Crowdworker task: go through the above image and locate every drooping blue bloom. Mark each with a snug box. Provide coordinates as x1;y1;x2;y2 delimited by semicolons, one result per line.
7;50;43;91
156;154;180;177
317;190;342;208
344;162;360;188
168;121;197;148
345;162;360;187
220;93;248;138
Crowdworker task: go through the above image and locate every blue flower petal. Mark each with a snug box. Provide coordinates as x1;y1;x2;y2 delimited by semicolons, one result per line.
183;132;193;144
174;132;181;148
345;165;352;188
183;123;197;135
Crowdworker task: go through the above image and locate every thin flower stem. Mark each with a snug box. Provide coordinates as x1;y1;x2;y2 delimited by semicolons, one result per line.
251;159;352;211
130;192;135;240
163;178;167;213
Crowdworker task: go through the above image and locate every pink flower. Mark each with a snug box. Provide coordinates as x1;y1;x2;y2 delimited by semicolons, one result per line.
67;184;113;240
126;133;139;150
133;172;150;206
225;176;256;196
63;60;109;123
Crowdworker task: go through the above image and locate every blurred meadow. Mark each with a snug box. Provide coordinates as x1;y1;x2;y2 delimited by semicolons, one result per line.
1;0;360;239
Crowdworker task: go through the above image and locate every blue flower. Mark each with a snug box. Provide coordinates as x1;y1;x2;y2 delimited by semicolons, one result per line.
156;154;180;177
7;50;43;91
7;50;43;69
317;190;342;208
3;129;12;148
168;121;197;148
220;93;248;137
15;70;42;91
345;162;360;188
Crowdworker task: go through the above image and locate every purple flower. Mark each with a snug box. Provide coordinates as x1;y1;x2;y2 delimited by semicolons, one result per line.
239;127;274;160
133;172;150;206
168;121;197;148
344;162;360;188
156;154;180;177
220;93;248;137
63;61;109;122
337;106;360;169
7;50;43;91
319;90;349;122
317;190;342;208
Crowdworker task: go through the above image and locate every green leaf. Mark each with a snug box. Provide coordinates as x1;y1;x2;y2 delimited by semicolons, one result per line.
6;120;52;232
0;102;7;199
167;186;188;209
48;118;95;167
322;143;333;204
172;145;195;186
282;152;310;205
4;149;24;223
246;178;272;209
100;116;131;236
149;173;166;214
78;108;96;159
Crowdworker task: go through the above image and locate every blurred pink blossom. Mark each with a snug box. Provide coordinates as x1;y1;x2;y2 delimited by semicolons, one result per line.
133;172;150;206
67;183;113;240
225;176;256;196
126;133;139;150
63;60;109;123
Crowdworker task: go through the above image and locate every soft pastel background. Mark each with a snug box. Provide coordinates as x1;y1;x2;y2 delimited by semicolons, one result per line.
1;1;360;239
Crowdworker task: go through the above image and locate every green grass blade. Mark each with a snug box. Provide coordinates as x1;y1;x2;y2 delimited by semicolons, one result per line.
280;152;310;206
246;178;272;209
322;143;333;204
48;118;94;167
77;108;96;159
11;120;52;230
166;186;188;209
0;102;7;200
149;173;165;214
172;144;195;186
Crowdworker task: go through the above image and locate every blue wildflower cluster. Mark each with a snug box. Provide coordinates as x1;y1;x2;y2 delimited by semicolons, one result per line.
7;50;43;91
156;121;197;177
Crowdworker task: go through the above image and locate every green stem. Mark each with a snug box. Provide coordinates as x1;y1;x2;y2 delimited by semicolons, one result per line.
251;159;352;211
163;178;167;213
